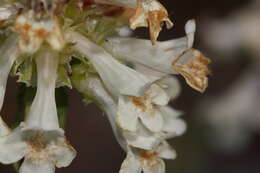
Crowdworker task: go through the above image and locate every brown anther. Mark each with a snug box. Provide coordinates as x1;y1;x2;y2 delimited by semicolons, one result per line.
23;23;31;32
130;95;149;112
0;20;5;26
140;150;158;159
139;149;159;167
28;133;47;152
35;28;48;39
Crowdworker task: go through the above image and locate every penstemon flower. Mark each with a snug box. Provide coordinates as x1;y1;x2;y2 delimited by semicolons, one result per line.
104;20;210;92
0;0;210;173
70;71;186;171
120;141;177;173
0;48;76;173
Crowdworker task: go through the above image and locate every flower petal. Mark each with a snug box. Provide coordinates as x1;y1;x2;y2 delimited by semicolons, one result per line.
20;158;55;173
0;117;10;136
156;141;176;160
123;123;161;150
67;32;159;97
138;109;163;133
0;126;28;164
185;19;196;49
48;137;76;168
133;63;168;78
45;17;65;51
25;47;59;130
104;20;194;74
172;49;211;92
119;151;142;173
130;0;173;44
157;76;181;100
147;84;169;106
104;37;178;74
14;11;64;54
0;34;18;111
160;106;186;138
117;96;139;132
142;158;165;173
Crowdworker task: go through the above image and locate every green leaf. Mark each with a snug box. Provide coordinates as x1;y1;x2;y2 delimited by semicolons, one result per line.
11;56;37;87
56;64;72;88
17;59;37;86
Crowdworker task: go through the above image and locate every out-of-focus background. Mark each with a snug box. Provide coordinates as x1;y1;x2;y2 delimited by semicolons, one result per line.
1;0;260;172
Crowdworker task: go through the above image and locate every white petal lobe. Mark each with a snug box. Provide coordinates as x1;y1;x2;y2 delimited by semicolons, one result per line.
20;158;55;173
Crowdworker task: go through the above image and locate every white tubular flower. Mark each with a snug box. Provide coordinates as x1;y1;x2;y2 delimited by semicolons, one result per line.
24;48;59;130
73;75;160;150
117;84;170;132
74;75;185;151
104;20;210;92
14;10;65;54
120;141;176;173
104;20;195;74
116;75;186;139
117;84;186;137
67;32;159;97
0;47;76;173
0;34;18;112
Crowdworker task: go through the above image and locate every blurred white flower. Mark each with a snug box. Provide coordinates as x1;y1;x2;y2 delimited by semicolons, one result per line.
202;1;260;57
198;65;260;152
198;0;260;152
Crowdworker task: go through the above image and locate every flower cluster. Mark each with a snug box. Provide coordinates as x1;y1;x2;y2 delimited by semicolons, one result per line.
0;0;210;173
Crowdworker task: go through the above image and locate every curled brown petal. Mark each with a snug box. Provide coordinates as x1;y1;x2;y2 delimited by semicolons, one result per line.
172;49;211;93
130;0;173;44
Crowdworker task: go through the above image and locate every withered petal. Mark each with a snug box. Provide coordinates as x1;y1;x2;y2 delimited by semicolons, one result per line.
130;0;173;44
172;49;211;93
